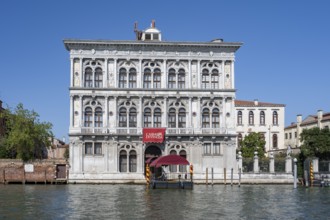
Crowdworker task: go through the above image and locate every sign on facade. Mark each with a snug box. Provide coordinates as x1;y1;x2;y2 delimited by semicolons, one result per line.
143;128;166;143
24;164;34;172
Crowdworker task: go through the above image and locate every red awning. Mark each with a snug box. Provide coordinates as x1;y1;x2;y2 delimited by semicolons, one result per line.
143;128;166;143
150;155;190;168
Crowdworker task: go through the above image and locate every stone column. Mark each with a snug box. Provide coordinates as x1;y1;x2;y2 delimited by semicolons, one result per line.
237;151;243;171
197;97;201;131
69;140;74;173
70;58;74;87
312;158;319;173
231;60;235;89
104;58;108;88
163;97;168;127
188;97;192;129
79;95;83;127
70;95;73;128
269;152;275;173
105;96;109;128
138;97;143;129
221;60;225;89
162;59;167;88
139;59;143;88
114;59;118;88
113;96;118;128
105;141;109;172
197;60;201;88
188;59;192;89
253;151;259;173
80;58;83;88
223;97;227;132
285;155;292;173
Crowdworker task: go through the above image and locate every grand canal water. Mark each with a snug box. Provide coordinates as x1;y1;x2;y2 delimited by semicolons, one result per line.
0;184;329;220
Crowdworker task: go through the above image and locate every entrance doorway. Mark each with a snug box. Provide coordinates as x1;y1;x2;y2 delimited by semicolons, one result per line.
144;145;162;175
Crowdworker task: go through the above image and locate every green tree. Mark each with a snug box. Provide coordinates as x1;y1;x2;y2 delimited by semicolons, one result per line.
0;103;53;161
239;132;266;158
300;127;330;160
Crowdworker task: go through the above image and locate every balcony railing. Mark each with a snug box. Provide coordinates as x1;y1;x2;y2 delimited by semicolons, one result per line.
76;127;232;135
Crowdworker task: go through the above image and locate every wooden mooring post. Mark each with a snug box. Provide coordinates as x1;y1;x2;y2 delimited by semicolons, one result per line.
224;168;227;185
206;168;208;185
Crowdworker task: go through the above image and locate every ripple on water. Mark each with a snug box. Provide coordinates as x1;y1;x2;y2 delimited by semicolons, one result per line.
0;184;329;220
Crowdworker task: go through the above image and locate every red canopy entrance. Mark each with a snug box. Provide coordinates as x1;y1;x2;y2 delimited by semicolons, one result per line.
150;155;190;168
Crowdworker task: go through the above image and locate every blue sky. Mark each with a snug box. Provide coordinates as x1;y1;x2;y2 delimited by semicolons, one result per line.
1;0;329;140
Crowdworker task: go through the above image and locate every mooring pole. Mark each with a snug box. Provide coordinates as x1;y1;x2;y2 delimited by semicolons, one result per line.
224;168;227;185
231;168;233;186
206;168;208;185
238;168;241;187
294;158;297;189
211;167;214;186
304;170;309;187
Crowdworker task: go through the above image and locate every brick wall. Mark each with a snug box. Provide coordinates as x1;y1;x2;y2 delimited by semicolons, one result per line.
0;159;67;184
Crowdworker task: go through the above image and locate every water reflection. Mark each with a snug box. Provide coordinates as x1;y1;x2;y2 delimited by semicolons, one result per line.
0;184;329;219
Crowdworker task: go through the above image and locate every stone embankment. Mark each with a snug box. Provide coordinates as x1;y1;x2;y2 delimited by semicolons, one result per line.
0;159;68;184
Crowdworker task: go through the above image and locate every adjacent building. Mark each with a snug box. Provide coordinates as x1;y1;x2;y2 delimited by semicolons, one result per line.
285;110;330;150
64;21;242;183
235;99;286;154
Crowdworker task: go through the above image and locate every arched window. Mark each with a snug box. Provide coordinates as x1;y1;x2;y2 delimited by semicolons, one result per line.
273;111;278;125
143;68;152;88
202;109;210;128
129;150;137;172
179;150;187;172
94;107;103;127
168;68;176;89
94;67;103;88
129;68;137;88
119;107;127;127
249;111;254;125
178;69;185;89
84;107;92;127
212;108;220;128
84;67;93;87
119;150;127;172
119;68;127;88
272;134;278;149
237;111;243;125
211;69;219;89
144;108;152;127
202;69;209;89
154;108;162;127
129;108;137;127
168;108;176;128
153;68;161;88
178;108;186;128
169;150;177;172
260;111;265;125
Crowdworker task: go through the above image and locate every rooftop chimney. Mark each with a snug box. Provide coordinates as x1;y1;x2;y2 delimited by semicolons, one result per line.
317;110;323;128
254;99;258;106
151;19;156;28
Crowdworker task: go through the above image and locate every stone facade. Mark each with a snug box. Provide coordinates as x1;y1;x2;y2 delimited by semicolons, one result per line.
285;110;330;150
235;99;286;154
64;22;242;183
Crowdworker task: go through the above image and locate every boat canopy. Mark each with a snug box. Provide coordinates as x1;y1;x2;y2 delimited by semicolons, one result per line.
150;155;190;168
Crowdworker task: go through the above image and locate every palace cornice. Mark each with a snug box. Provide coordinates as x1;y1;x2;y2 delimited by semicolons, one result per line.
63;39;242;51
69;88;236;93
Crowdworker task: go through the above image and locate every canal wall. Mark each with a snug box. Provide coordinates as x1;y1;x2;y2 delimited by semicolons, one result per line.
0;159;68;184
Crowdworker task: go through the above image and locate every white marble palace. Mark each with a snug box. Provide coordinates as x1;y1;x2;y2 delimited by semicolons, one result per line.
64;21;242;183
